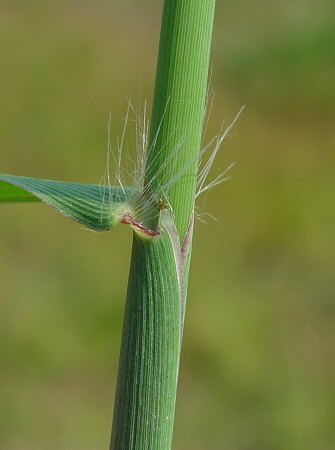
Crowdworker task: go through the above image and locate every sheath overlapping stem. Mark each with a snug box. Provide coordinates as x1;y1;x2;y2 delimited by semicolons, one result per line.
110;1;216;449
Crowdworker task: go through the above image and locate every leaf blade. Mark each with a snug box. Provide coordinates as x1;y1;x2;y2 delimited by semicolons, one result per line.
0;174;137;231
0;181;40;202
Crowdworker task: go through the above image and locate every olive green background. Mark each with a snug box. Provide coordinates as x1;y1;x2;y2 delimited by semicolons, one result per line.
0;1;334;449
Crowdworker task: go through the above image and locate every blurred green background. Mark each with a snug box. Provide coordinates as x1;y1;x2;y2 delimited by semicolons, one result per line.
0;1;334;449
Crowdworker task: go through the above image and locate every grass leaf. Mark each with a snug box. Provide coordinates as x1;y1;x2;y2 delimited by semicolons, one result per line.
0;174;136;231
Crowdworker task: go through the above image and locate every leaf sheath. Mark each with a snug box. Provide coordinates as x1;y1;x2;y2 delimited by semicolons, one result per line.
111;223;181;450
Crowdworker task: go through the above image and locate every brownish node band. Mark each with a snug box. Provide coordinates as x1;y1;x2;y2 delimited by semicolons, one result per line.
121;214;160;237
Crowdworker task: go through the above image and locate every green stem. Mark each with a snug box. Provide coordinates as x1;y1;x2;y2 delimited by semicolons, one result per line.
110;2;216;449
147;0;216;240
